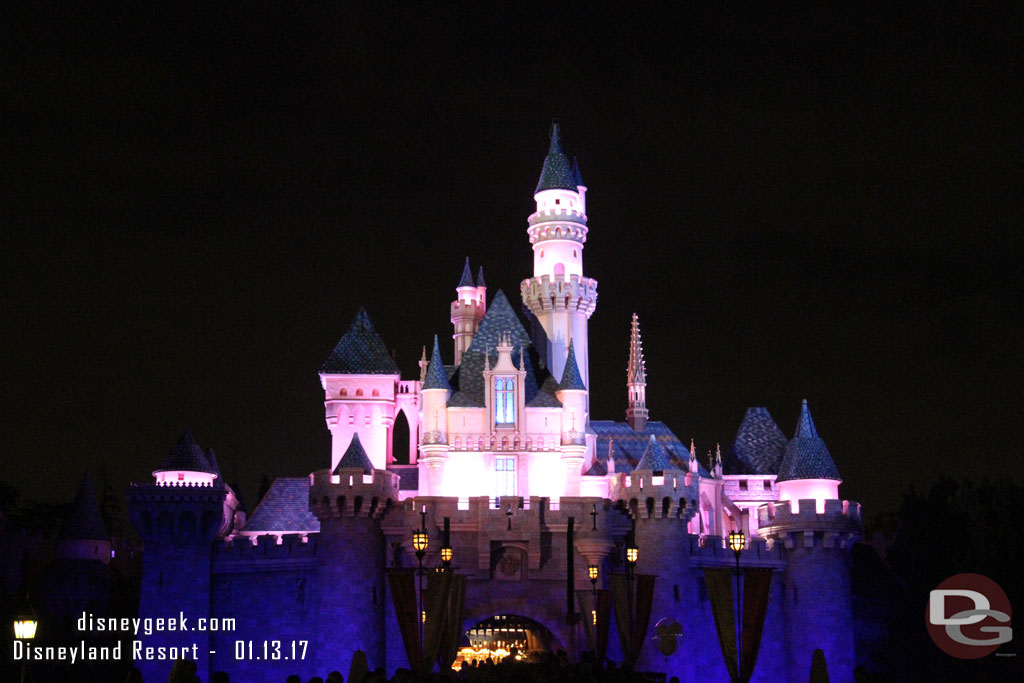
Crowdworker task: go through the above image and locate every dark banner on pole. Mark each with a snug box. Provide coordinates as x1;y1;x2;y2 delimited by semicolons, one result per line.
437;573;466;671
739;568;772;681
704;568;739;681
610;573;656;667
387;568;420;672
576;590;596;651
422;570;453;672
595;589;611;663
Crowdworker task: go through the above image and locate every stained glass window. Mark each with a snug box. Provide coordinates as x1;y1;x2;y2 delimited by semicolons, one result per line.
494;377;515;425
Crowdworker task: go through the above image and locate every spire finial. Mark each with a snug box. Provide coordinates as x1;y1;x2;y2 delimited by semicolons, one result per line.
626;313;649;431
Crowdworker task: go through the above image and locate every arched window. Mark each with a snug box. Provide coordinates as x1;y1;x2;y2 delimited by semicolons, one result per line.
554;262;565;276
340;388;348;397
494;377;515;426
372;389;380;397
356;389;364;397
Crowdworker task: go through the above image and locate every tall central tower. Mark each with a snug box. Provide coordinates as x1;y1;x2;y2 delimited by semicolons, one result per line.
521;122;599;390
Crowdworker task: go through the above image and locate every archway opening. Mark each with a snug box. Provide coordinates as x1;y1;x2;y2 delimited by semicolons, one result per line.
453;614;554;670
392;409;410;464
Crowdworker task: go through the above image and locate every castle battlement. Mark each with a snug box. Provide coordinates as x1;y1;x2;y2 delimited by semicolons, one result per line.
756;499;862;550
608;472;699;521
309;468;399;519
684;533;786;568
215;532;320;563
527;216;589;242
521;273;598;315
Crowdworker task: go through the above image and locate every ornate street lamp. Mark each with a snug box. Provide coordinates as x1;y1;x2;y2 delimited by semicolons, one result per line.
413;507;429;652
727;529;746;682
440;545;452;569
588;564;599;626
625;535;639;658
13;592;37;683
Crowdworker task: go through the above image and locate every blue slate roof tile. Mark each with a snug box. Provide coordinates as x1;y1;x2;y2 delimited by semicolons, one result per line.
590;421;709;477
457;257;476;288
422;335;453;391
154;429;218;475
243;478;320;533
535;122;578;194
527;376;563;408
558;340;587;391
776;400;841;482
634;435;680;472
334;433;374;474
446;290;546;407
723;407;787;475
321;308;401;375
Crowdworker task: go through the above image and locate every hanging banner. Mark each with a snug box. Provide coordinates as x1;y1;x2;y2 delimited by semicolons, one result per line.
595;589;611;663
704;568;739;681
610;573;656;666
421;570;453;672
576;589;597;652
387;568;421;672
739;568;773;681
437;573;466;671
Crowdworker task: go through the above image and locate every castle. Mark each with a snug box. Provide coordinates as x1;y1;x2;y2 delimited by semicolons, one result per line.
122;124;863;682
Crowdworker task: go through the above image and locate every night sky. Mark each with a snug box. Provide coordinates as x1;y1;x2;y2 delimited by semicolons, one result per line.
4;5;1021;519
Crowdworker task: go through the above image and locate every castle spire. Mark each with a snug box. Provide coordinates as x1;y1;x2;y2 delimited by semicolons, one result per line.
626;313;649;431
535;119;576;193
422;335;452;392
457;257;475;288
558;339;587;391
476;265;486;288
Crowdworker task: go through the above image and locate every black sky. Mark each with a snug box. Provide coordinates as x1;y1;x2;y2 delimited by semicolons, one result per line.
3;4;1022;518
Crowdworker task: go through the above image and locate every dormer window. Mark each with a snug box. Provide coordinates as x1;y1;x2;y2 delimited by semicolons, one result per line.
494;377;515;426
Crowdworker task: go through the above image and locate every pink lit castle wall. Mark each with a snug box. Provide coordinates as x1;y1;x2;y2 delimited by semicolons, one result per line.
128;124;864;683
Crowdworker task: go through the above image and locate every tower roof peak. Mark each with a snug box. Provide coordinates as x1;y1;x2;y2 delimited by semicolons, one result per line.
154;428;218;475
59;471;110;542
635;435;679;472
457;257;475;288
777;400;841;482
535;120;577;194
321;307;400;375
476;265;486;288
422;335;452;391
334;433;374;474
558;339;587;391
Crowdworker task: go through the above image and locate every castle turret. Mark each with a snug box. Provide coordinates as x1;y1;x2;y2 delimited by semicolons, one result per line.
419;335;452;495
451;258;486;365
555;339;588;495
759;400;860;682
521;122;598;391
625;313;649;432
310;445;400;674
775;399;842;513
321;308;402;471
57;471;111;563
128;430;229;683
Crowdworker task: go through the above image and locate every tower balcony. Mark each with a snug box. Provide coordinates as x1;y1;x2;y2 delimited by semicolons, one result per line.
521;274;598;317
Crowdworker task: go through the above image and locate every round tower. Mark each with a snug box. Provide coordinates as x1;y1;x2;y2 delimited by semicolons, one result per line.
451;258;486;365
521;122;598;390
758;401;861;681
555;339;589;495
419;335;452;495
309;456;399;674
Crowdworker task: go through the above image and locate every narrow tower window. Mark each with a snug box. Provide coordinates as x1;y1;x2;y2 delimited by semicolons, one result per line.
494;377;515;426
496;456;516;496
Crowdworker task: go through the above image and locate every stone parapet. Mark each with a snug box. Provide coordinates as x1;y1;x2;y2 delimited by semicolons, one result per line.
521;274;598;317
757;499;862;550
309;468;400;520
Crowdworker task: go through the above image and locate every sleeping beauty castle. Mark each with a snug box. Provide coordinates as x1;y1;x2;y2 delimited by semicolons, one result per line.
123;124;864;682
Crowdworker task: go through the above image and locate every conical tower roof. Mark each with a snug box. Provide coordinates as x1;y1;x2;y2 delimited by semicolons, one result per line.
634;435;679;472
321;307;401;375
58;472;110;542
535;121;577;193
457;257;476;288
422;335;452;391
776;400;841;482
724;407;787;475
558;339;587;391
334;433;374;474
476;265;486;288
154;428;218;475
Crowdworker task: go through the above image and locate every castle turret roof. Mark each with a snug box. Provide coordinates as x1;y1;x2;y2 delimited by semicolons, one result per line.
422;335;452;391
723;407;787;475
334;433;374;474
320;307;401;375
58;471;110;542
634;435;680;472
590;421;711;477
558;339;587;391
447;290;543;407
535;121;577;194
154;428;218;475
476;266;486;288
242;478;320;534
776;400;841;482
571;156;585;187
458;257;475;288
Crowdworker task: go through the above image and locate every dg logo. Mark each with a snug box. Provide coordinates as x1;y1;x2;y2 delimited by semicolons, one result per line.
926;573;1012;659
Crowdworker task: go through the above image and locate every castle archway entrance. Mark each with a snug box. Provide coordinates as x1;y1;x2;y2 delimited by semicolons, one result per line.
453;614;555;670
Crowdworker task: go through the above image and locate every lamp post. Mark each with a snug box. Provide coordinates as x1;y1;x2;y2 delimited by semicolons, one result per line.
727;529;746;683
13;593;38;683
412;507;429;658
588;565;599;625
440;545;452;570
625;537;638;660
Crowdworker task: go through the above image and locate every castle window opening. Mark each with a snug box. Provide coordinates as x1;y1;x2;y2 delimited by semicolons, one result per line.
494;377;516;426
496;456;516;497
739;480;748;490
